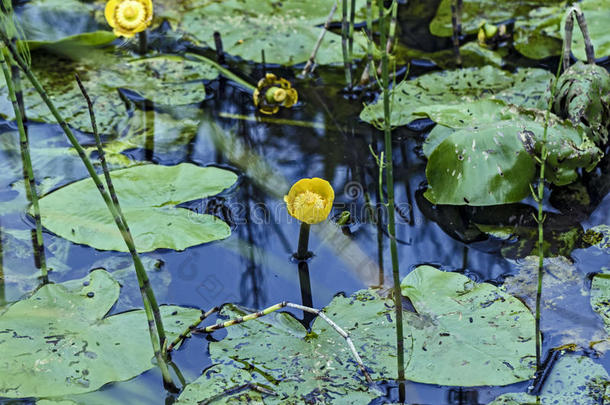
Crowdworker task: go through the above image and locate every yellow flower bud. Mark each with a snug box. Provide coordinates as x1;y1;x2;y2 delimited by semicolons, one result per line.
253;73;298;115
284;178;334;224
105;0;153;38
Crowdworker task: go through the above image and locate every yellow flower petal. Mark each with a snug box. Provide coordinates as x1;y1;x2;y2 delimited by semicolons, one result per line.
284;178;334;224
105;0;153;38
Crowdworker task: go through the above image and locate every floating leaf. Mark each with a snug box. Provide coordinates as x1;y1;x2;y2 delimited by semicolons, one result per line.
175;303;381;404
584;225;610;254
0;53;217;134
37;163;237;252
561;0;610;62
0;270;201;398
360;66;552;128
178;265;535;403
489;355;610;404
178;0;369;65
429;0;557;37
421;99;602;205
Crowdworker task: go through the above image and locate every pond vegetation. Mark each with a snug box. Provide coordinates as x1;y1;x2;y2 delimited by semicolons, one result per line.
0;0;609;403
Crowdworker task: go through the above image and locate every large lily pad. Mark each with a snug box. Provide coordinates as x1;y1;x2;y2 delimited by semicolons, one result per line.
0;52;217;134
489;355;610;404
177;265;535;404
178;0;369;65
561;0;610;62
421;99;601;205
0;270;202;398
175;302;382;404
360;66;553;128
429;0;557;37
36;163;237;252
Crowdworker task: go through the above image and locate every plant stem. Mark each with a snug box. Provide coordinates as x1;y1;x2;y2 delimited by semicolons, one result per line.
348;0;356;58
0;49;47;283
534;58;563;371
74;74;173;387
186;53;255;91
377;0;405;397
301;1;338;77
296;222;311;260
451;0;462;66
359;0;374;85
341;0;352;89
138;30;147;55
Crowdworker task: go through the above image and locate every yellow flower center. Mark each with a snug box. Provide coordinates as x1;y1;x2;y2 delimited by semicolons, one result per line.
116;0;147;29
273;88;287;103
293;191;326;212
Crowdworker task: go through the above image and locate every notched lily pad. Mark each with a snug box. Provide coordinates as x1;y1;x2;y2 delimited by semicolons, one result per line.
36;163;238;252
0;270;201;398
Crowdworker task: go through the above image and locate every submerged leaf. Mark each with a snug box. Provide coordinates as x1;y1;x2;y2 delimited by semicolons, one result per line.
489;355;610;404
0;270;201;398
36;163;238;252
591;267;610;340
0;53;217;134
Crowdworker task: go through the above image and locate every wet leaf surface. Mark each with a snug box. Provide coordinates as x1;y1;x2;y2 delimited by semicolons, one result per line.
0;270;201;398
489;355;609;404
37;163;237;252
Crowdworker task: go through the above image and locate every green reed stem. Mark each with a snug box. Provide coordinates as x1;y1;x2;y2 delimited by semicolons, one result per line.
0;49;47;283
385;1;398;55
74;75;173;387
377;0;405;396
534;58;563;371
359;0;374;85
348;0;356;58
341;0;352;89
296;222;311;260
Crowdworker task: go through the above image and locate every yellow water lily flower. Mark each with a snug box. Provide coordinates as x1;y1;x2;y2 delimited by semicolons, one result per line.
105;0;153;38
284;178;334;224
253;73;298;115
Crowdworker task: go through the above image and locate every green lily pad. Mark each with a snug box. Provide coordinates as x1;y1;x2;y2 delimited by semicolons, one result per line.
514;5;563;59
0;269;202;398
360;66;553;128
402;41;507;69
429;0;557;37
177;265;535;403
421;99;601;205
0;52;217;134
591;267;610;337
36;163;238;252
584;225;610;254
178;0;369;65
561;0;610;62
489;355;610;404
175;302;382;404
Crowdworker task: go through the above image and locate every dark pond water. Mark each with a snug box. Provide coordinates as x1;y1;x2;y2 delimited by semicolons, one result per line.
1;0;609;404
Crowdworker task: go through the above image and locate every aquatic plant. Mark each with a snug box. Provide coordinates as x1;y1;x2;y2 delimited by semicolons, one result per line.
253;73;298;115
0;6;47;283
284;177;334;259
104;0;153;38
